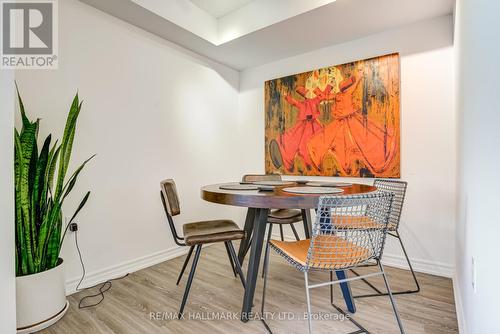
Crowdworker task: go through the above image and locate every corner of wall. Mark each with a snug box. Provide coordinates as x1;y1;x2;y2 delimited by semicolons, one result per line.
0;70;17;333
453;273;467;334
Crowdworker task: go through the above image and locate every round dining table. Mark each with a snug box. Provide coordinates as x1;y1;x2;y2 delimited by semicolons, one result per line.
201;181;377;322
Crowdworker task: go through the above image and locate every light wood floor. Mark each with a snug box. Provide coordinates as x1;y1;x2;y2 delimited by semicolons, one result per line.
41;243;458;334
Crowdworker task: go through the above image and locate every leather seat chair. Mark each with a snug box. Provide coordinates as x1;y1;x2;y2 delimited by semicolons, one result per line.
160;179;246;316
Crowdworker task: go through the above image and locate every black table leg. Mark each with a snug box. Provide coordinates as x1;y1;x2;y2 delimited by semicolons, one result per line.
301;209;312;239
238;208;256;265
336;270;356;313
302;209;356;312
241;208;269;322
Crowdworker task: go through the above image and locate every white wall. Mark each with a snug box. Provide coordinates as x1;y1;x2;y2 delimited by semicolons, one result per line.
239;15;456;276
455;0;500;332
14;0;242;291
0;71;16;333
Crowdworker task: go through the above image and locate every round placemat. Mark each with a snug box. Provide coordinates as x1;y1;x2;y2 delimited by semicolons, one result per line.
220;184;259;191
252;181;295;186
257;185;275;192
282;186;344;194
306;182;353;187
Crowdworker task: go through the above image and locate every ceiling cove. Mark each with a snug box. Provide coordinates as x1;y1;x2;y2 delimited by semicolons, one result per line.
79;0;454;70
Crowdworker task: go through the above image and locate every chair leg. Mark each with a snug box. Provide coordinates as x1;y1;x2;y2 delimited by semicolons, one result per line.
262;223;274;278
179;244;202;317
290;223;300;241
260;240;273;333
176;246;194;285
353;232;420;298
279;225;284;241
224;242;237;277
226;241;246;288
350;268;384;296
304;271;313;334
329;271;334;305
395;231;421;293
379;262;405;334
244;236;252;259
328;272;374;333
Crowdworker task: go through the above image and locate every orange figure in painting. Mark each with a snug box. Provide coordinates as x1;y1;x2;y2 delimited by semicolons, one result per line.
276;85;332;171
307;67;398;176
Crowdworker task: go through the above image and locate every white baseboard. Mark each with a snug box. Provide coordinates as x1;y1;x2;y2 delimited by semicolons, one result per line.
65;246;189;295
271;232;454;278
452;275;467;334
66;232;452;295
381;253;453;278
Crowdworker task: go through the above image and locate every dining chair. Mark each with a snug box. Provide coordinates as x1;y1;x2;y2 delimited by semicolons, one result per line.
241;174;303;277
347;179;420;298
260;192;405;334
160;179;246;316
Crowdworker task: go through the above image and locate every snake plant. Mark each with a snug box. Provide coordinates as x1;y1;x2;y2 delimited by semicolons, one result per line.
14;86;94;276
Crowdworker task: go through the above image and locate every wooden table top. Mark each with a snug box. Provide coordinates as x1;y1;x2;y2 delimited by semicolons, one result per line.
201;182;377;209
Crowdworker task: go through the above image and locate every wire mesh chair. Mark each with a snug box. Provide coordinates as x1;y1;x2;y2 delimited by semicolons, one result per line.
261;192;405;334
347;179;419;298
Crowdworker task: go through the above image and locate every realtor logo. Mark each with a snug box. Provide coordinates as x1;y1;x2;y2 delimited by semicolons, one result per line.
1;0;58;69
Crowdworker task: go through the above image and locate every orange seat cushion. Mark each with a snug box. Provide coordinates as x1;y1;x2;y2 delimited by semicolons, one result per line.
331;215;385;230
270;235;371;269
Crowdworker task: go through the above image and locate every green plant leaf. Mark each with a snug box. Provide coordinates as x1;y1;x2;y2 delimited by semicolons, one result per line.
45;211;62;270
62;155;96;200
14;87;93;275
59;191;90;248
40;139;58;220
54;94;81;199
14;130;28;275
37;196;62;269
15;82;30;128
47;143;61;195
17;113;39;274
30;134;51;269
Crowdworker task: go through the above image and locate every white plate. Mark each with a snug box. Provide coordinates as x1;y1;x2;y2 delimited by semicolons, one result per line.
220;184;259;190
306;182;353;187
252;181;295;186
282;186;344;194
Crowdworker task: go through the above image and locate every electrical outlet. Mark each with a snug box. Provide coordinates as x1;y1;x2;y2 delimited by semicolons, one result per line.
471;257;477;293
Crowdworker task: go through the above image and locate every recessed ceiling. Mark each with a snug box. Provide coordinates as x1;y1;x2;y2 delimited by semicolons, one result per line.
81;0;337;46
79;0;454;70
189;0;253;18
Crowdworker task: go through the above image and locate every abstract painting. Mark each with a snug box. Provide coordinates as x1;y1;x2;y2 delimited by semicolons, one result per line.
265;53;400;178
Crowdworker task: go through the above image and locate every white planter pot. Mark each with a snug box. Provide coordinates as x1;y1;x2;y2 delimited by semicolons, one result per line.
16;259;69;333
